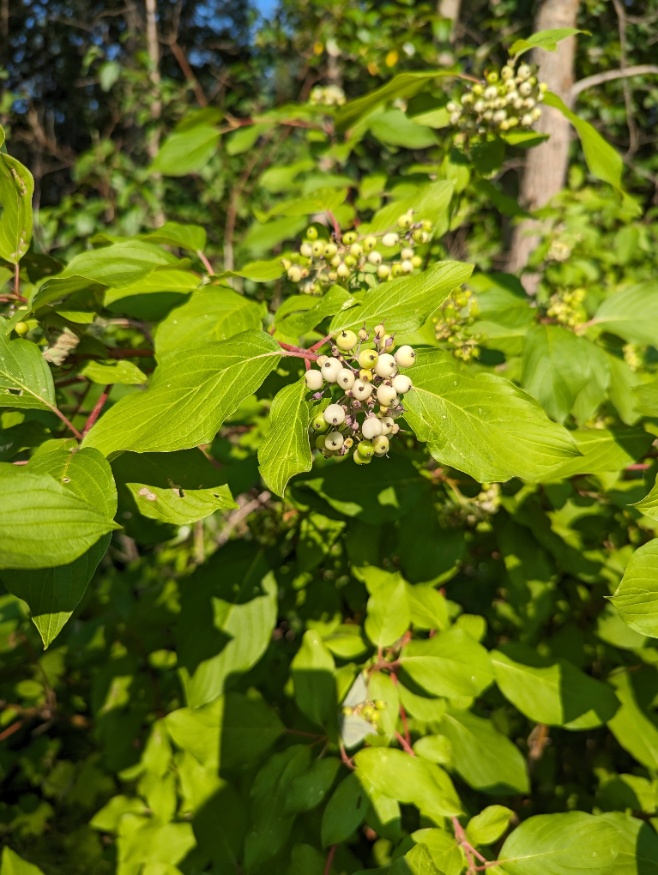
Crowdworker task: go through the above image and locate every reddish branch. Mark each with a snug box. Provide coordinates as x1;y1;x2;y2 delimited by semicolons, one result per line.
323;844;337;875
82;385;111;436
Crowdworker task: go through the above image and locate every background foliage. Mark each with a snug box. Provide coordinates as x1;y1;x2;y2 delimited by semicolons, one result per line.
2;2;658;874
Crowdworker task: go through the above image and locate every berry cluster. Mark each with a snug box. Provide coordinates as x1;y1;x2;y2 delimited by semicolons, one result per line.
309;85;346;107
283;215;433;295
342;698;386;725
433;287;483;362
546;287;586;329
304;327;416;466
448;62;547;139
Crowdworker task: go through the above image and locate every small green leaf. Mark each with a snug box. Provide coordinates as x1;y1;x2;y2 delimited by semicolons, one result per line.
399;627;493;699
283;757;341;814
80;359;148;385
1;847;46;875
291;629;336;726
466;806;514;846
509;28;588;59
364;573;410;647
0;332;56;412
60;241;179;287
258;380;313;497
0;152;34;264
610;540;658;638
321;773;369;847
607;669;658;771
140;221;207;252
368;109;438;149
152;125;220;176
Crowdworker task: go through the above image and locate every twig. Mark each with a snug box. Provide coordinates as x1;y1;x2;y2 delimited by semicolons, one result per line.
197;250;214;275
323;844;337;875
394;730;415;756
82;385;111;436
571;64;658;99
215;491;271;547
611;0;639;157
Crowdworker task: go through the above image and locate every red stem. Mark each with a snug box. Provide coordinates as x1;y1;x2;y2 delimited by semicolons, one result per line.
325;210;342;240
82;385;111;436
309;334;332;352
52;406;83;441
323;844;336;875
399;702;411;747
395;730;415;756
197;250;214;275
339;743;355;770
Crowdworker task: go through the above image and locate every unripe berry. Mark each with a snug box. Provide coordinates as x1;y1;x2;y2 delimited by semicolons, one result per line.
376;384;398;407
344;437;354;449
379;333;395;351
364;235;377;251
472;83;483;95
337;368;355;389
401;247;414;260
519;81;532;97
330;255;342;268
358;349;379;369
373;323;386;337
362;416;383;440
326;431;344;451
336;329;357;351
401;259;413;274
379;416;395;435
342;231;357;245
353;452;371;465
395;345;416;367
324;404;346;426
357;441;375;460
324;242;338;258
349;243;363;258
328;271;338;282
421;220;433;233
312;241;325;257
305;370;324;391
521;113;534;127
501;65;514;80
317;355;328;367
315;435;327;450
392;374;412;394
391;422;400;435
344;255;357;268
382;232;398;248
377;264;391;279
300;242;313;257
374;353;397;378
372;435;389;456
306;226;319;240
312;413;329;432
493;109;507;124
359;368;374;383
288;266;302;283
14;321;29;337
517;63;531;80
321;358;343;382
397;212;413;229
337;263;350;278
358;328;369;341
411;256;422;269
486;71;499;84
368;250;382;265
484;85;497;100
391;264;403;277
352;380;373;401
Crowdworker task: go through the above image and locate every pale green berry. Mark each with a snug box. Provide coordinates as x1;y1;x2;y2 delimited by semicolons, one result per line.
376;384;398;407
337;263;351;278
532;107;542;121
374;353;397;378
352;380;373;401
372;435;389;456
300;242;313;257
421;220;432;233
336;330;357;351
379;416;394;435
324;404;346;426
306;226;319;240
359;368;374;383
517;64;531;80
449;112;461;125
411;256;422;269
337;368;356;389
317;355;328;366
382;232;398;248
518;81;532;97
446;101;457;113
350;243;363;259
378;333;395;351
390;422;400;434
328;271;338;282
368;250;382;265
312;240;325;257
395;345;416;367
501;65;514;80
330;255;341;268
344;255;357;268
14;321;30;337
315;435;327;450
486;71;499;84
472;83;483;95
362;416;383;440
358;328;369;341
358;349;379;369
397;212;413;229
312;413;329;432
305;370;324;391
392;374;412;394
493;109;507;124
377;264;391;279
364;235;377;251
391;264;403;277
324;242;338;258
321;358;343;382
353;452;371;465
474;99;485;114
288;266;302;283
343;231;357;245
484;86;497;100
521;113;534;127
344;437;354;449
401;247;414;260
326;431;344;451
373;323;386;337
357;441;375;460
400;259;413;274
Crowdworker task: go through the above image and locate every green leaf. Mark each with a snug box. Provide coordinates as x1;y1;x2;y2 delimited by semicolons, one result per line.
592;282;658;345
607;669;658;770
221;258;285;282
258;379;313;497
368;109;438;149
599;811;658;875
291;629;336;726
80;359;148;385
631;477;658;521
321;772;369;847
354;747;462;821
364;572;410;647
393;844;445;875
361;181;454;239
410;828;464;875
0;457;119;570
438;710;529;795
176;544;278;707
330;262;473;334
155;287;264;358
0;333;56;412
83;330;281;456
60;241;179;287
283;757;341;815
277;285;352;338
0;152;34;263
152;125;220;176
509;28;588;58
225;123;270;156
498;812;619;875
399;627;493;699
404;350;579;482
610;540;658;638
633;380;658;417
491;644;619;729
165;692;283;772
466;806;514;846
1;848;46;875
140;221;207;252
545;428;653;480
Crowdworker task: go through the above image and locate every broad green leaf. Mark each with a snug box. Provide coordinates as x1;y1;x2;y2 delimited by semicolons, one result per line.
80;359;148;385
83;330;282;456
632;477;658;521
411;828;464;875
291;629;336;726
509;28;588;58
176;544;278;707
165;692;283;772
368;109;438;149
60;241;179;287
364;573;410;647
0;464;118;569
277;285;352;337
257;189;347;221
607;669;658;770
633;380;658;417
498;812;619;875
545;428;653;480
360;181;454;239
593;282;658;345
321;772;369;847
155;287;265;357
152;125;220;176
467;806;514;846
120;821;196;867
354;747;462;821
599;812;658;875
491;645;619;729
114;449;237;526
610;540;658;638
103;268;200;307
404;350;579;482
393;844;445;875
406;584;450;631
1;848;46;875
521;326;604;423
258;379;312;497
399;627;493;699
141;221;206;252
0;152;34;263
225;122;270;156
330;262;473;334
30;274;105;310
0;333;56;412
336;71;454;132
222;258;284;282
439;710;529;794
283;757;341;815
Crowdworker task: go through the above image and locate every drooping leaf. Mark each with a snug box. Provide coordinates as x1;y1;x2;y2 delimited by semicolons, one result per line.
610;540;658;638
509;28;588;58
83;330;282;456
152;124;221;176
404;350;579;482
0;152;34;264
607;669;658;771
592;282;658;345
0;332;57;412
258;379;313;497
0;847;46;875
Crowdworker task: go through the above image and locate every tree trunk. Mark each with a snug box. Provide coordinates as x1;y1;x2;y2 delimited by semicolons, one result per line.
437;0;462;43
506;0;581;281
144;0;165;226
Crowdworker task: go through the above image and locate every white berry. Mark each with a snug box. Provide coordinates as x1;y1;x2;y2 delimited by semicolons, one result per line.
379;416;395;435
376;384;398;407
374;353;397;379
304;370;324;391
382;233;398;248
392;374;412;394
362;417;383;440
337;368;356;389
372;435;389;456
395;345;416;368
352;380;373;401
324;404;346;426
321;357;343;382
325;431;344;451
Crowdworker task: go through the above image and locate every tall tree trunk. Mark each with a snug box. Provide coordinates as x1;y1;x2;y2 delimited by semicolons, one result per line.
506;0;581;281
144;0;165;225
437;0;462;43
